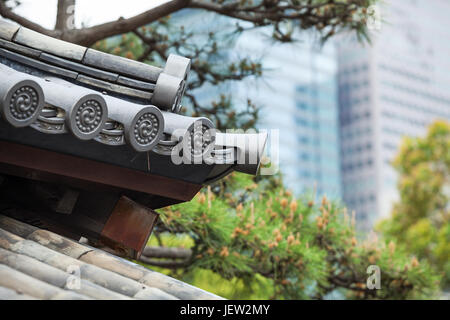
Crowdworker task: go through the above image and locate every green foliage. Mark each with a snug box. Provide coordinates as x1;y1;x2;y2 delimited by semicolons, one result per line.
378;120;450;288
149;172;439;299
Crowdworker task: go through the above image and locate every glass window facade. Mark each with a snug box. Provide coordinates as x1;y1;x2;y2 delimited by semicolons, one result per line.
236;31;341;199
338;0;450;230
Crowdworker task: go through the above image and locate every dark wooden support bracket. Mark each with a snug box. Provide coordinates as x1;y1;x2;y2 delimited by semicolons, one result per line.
0;140;201;258
99;196;159;259
0;177;158;259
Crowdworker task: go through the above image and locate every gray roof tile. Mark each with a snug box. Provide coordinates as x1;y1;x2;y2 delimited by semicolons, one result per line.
0;264;90;300
14;27;86;61
0;48;79;79
40;52;119;82
76;74;153;100
0;38;41;58
83;48;162;82
0;247;130;300
0;215;223;300
0;19;20;41
164;54;191;80
0;29;190;113
0;286;38;300
117;75;156;91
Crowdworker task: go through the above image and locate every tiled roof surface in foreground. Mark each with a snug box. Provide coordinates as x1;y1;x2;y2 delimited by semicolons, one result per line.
0;214;223;300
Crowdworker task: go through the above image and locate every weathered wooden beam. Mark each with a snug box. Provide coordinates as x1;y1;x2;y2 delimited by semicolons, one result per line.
0;140;202;201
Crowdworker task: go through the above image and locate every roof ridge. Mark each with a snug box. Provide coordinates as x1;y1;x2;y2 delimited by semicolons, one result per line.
0;19;191;112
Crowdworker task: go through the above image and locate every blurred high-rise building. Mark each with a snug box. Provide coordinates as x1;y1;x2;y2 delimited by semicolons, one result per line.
338;0;450;230
235;31;341;199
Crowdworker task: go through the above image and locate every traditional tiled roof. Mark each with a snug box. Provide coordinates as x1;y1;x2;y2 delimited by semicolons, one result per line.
0;214;224;300
0;18;219;157
0;18;190;110
0;18;268;182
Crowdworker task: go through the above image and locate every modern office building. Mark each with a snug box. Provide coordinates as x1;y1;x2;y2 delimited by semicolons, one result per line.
235;31;341;199
338;0;450;230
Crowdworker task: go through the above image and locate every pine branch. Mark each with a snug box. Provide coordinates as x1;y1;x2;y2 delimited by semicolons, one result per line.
138;255;191;269
143;246;192;259
1;0;373;46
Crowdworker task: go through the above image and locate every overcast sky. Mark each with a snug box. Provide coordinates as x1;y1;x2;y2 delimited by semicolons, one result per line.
12;0;171;29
